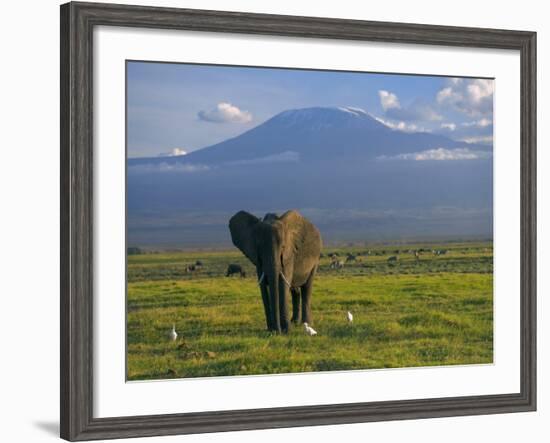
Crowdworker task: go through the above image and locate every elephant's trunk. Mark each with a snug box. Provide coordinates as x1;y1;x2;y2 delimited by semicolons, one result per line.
269;277;280;333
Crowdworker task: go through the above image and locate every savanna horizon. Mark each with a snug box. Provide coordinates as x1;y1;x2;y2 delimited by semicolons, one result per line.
127;237;493;253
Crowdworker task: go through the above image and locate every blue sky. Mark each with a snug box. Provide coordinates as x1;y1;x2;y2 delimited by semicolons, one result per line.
127;61;494;158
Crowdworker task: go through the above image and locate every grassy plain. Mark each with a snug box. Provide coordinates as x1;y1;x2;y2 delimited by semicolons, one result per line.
127;242;493;380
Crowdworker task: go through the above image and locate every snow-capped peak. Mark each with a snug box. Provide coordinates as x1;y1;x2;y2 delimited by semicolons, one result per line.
336;106;369;117
267;106;386;133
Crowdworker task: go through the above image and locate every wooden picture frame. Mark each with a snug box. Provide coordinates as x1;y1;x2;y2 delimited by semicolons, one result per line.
60;1;536;440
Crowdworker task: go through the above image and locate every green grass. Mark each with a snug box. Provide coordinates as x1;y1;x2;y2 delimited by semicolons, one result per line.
127;242;493;380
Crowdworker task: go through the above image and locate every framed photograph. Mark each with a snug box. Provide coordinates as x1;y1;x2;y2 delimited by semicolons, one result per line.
60;1;536;440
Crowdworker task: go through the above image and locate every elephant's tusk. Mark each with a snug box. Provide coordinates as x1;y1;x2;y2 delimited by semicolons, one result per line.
257;272;265;285
280;272;292;288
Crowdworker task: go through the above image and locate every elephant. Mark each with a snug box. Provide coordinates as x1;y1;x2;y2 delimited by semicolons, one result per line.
229;210;322;333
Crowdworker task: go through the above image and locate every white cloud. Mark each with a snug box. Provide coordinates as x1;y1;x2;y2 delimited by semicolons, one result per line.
457;135;494;145
129;163;210;173
158;147;187;157
436;118;493;145
227;151;300;166
436;87;460;104
467;80;494;104
440;122;457;131
378;90;441;122
462;118;492;128
198;102;253;123
378;147;492;161
378;90;401;111
374;116;429;133
437;78;494;116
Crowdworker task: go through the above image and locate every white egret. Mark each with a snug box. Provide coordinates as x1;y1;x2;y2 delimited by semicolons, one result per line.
169;324;178;341
303;322;317;336
347;311;353;323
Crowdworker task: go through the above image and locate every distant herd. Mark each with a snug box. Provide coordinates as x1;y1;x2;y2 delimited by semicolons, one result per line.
180;248;450;276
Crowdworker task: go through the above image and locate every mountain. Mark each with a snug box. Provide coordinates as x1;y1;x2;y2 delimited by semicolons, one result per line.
127;107;493;248
128;107;488;167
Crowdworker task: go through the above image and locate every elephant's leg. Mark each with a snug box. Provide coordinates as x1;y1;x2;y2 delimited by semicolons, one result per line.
301;268;317;324
260;282;272;331
279;277;290;333
291;288;301;324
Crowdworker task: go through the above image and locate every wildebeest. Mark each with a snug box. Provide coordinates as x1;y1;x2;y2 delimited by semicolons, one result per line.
387;256;398;264
185;264;197;272
195;260;204;267
225;263;246;278
346;253;357;263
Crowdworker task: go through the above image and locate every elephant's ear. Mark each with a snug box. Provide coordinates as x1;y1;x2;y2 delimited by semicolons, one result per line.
229;211;260;266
